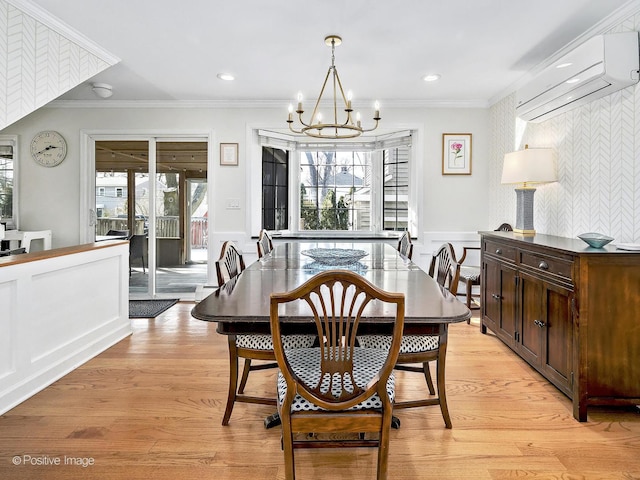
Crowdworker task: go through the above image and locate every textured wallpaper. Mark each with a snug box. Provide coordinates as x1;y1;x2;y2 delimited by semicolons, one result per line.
0;0;114;130
489;13;640;244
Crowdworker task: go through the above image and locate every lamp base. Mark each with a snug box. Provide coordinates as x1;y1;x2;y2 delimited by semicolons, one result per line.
514;187;537;236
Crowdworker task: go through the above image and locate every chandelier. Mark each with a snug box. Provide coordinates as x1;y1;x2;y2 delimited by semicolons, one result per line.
287;35;381;139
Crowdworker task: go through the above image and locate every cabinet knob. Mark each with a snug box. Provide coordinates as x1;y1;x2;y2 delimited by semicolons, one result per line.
491;293;501;300
538;261;549;270
534;319;546;328
495;248;502;255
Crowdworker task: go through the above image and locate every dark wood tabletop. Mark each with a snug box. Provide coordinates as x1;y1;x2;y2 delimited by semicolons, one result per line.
191;242;471;335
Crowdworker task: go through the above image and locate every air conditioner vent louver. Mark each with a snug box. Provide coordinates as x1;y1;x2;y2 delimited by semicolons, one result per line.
516;32;640;123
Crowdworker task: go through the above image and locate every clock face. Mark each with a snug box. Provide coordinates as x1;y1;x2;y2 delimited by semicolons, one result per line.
31;131;67;167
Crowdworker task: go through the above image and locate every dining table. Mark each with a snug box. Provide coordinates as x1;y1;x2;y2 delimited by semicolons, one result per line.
191;241;471;426
192;241;470;331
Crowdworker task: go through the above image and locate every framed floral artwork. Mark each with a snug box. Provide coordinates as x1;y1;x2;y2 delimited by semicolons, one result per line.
442;133;472;175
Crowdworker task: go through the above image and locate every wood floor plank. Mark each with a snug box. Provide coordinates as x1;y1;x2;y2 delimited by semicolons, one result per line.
1;302;639;480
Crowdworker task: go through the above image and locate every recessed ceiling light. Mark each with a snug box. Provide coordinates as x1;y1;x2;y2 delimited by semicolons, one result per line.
556;62;573;69
566;77;581;84
217;73;235;81
423;74;441;82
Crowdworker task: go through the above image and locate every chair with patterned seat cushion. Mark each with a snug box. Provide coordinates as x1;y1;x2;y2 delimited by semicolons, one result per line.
270;270;405;480
458;223;512;319
217;241;315;425
358;242;460;428
257;229;274;258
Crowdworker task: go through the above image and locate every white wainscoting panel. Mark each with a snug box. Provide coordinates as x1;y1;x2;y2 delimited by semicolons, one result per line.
0;242;131;414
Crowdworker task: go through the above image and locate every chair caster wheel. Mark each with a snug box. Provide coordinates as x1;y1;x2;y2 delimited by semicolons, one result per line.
264;413;281;429
391;416;401;429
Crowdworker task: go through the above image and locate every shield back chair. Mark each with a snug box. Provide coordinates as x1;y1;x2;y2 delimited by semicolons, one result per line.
397;231;413;260
216;241;314;426
270;270;405;480
256;229;274;258
358;242;460;428
458;223;512;320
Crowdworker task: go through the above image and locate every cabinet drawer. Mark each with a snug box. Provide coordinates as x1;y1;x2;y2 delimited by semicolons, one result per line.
483;240;517;262
520;251;573;280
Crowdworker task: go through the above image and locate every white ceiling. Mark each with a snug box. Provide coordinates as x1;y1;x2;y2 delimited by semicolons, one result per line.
30;0;637;107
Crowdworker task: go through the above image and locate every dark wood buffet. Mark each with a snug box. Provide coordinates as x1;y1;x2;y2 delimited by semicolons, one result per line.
479;231;640;421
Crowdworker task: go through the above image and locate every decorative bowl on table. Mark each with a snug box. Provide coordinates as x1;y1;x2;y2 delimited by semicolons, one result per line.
577;232;614;248
301;248;368;266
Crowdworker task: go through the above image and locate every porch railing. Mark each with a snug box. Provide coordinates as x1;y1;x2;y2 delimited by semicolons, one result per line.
96;216;207;247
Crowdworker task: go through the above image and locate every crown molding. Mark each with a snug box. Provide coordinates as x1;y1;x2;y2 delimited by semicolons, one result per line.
47;98;490;109
6;0;120;65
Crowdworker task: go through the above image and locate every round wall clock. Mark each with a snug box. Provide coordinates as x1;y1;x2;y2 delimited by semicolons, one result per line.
30;131;67;167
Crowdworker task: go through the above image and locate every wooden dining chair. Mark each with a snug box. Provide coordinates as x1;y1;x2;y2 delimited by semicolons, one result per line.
270;270;405;480
397;231;413;260
256;229;274;258
358;242;459;428
458;223;512;319
216;240;315;426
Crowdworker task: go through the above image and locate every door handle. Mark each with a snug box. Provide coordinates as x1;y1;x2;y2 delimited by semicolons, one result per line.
534;319;546;328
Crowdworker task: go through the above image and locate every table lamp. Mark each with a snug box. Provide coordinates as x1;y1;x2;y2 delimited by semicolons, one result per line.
501;145;556;235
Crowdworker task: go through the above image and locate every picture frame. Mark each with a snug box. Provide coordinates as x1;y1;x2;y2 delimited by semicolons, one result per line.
442;133;472;175
220;143;239;166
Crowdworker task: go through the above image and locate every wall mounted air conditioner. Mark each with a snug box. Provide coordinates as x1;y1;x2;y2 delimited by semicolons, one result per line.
516;32;640;123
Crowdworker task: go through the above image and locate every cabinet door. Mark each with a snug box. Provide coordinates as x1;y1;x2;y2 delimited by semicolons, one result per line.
482;258;517;347
517;272;543;367
542;283;573;397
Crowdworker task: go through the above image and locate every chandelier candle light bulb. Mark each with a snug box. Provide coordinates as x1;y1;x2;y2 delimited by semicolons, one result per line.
287;35;381;139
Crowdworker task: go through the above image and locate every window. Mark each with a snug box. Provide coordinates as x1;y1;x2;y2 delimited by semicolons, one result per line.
97;187;106;196
116;187;124;198
262;147;289;230
299;150;371;231
382;146;410;231
255;129;413;235
0;137;16;225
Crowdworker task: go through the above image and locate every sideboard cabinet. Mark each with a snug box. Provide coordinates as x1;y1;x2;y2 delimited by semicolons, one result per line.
480;232;640;421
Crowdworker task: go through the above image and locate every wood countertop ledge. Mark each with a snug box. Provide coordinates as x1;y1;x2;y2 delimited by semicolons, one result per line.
0;239;128;268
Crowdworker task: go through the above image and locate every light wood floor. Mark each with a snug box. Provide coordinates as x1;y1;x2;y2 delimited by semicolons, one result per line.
1;302;639;479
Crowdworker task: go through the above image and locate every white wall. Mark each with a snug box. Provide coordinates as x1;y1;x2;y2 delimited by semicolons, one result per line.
489;10;640;243
1;104;491;251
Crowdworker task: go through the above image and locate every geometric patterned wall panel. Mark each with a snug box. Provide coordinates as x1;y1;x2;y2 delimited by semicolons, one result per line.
489;12;640;243
0;0;115;130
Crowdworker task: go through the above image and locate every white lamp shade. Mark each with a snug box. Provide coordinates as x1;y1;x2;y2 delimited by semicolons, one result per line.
501;147;557;185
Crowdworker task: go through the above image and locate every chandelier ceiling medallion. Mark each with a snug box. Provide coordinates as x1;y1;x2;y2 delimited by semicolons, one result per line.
287;35;381;139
